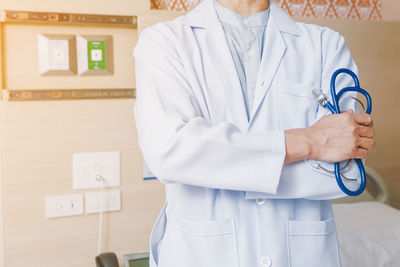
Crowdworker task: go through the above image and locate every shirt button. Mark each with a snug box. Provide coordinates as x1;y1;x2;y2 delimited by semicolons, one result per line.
244;19;250;25
247;49;255;57
260;256;272;267
256;198;266;205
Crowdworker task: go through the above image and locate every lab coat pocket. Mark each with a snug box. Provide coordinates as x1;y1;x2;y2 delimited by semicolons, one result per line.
276;80;319;130
287;218;340;267
158;214;239;267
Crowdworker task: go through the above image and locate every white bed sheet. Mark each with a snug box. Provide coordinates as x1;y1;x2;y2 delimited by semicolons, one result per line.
333;201;400;267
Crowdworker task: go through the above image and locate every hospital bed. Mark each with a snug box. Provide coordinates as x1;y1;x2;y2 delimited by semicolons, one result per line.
332;166;400;267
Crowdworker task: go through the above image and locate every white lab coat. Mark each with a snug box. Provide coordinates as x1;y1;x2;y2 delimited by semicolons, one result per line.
134;0;360;266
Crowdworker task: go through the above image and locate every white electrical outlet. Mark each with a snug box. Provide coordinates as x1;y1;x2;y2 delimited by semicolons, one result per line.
37;34;76;75
85;190;121;214
45;194;83;219
73;151;120;190
48;39;69;70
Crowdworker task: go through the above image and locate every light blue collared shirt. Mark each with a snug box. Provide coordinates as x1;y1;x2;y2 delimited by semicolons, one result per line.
215;0;270;120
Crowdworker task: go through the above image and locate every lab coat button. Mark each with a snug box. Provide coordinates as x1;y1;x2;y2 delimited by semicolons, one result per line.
261;80;265;86
244;19;250;25
247;49;255;57
256;198;266;205
260;256;272;267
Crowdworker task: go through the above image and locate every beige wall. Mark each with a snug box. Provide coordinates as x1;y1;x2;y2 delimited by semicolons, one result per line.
383;0;400;21
0;0;399;267
0;0;149;15
0;1;165;267
0;21;5;267
0;99;165;267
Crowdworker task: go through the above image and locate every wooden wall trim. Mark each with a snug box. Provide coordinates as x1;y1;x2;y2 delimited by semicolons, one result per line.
1;10;138;27
6;89;136;101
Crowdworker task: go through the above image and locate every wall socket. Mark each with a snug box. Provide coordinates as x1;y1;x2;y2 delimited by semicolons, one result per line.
46;194;83;219
38;34;77;76
85;190;121;214
73;151;120;190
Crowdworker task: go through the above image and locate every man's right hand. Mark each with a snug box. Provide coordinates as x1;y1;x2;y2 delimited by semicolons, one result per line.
284;111;375;165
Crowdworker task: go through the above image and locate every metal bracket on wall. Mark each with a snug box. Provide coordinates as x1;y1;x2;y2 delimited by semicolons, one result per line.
7;88;136;101
1;10;137;27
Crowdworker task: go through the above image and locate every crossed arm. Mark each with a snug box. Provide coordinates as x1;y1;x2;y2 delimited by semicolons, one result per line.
284;111;375;165
134;26;375;196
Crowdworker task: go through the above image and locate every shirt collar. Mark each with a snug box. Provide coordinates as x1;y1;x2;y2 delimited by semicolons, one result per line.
214;0;270;27
179;0;302;37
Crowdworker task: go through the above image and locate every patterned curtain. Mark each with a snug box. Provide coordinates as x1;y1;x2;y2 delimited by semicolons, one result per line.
150;0;382;20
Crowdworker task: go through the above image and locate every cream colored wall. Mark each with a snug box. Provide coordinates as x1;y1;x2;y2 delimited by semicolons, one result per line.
0;0;149;16
383;0;400;21
0;21;5;267
1;99;165;267
0;0;165;267
0;1;399;267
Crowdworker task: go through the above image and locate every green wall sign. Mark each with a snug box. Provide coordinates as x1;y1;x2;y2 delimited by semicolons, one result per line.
87;40;106;70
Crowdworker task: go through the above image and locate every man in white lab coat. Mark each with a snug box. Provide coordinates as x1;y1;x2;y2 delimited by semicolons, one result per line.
133;0;375;266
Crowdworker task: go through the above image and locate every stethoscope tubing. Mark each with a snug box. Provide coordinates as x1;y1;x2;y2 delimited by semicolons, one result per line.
329;68;372;196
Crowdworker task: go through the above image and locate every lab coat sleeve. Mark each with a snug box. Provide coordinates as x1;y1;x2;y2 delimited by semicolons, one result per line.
133;26;286;194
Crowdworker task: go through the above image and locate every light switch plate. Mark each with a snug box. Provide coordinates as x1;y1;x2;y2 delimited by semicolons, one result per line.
46;194;83;219
38;34;77;76
85;190;121;214
77;35;114;76
73;151;120;190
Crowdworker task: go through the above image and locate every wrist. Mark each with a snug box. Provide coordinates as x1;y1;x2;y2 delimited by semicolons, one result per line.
284;128;313;164
302;127;316;160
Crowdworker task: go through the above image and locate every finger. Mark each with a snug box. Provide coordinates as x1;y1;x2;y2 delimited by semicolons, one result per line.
354;148;368;159
360;116;374;127
353;113;373;126
358;125;375;138
358;137;375;150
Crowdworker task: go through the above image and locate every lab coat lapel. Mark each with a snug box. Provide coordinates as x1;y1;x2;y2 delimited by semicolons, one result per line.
205;20;249;130
204;5;249;130
249;9;286;124
181;0;249;130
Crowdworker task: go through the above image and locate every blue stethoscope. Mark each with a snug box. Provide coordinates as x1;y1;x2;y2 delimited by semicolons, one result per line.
312;68;372;196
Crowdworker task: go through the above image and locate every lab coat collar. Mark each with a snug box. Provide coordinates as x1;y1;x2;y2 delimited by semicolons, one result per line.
180;0;301;37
